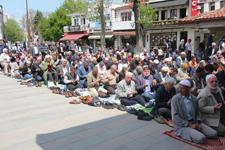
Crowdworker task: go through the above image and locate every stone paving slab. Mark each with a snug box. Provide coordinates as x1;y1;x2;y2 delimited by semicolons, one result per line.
0;74;200;150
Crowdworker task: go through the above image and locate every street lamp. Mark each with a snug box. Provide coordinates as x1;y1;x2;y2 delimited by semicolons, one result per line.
26;0;31;50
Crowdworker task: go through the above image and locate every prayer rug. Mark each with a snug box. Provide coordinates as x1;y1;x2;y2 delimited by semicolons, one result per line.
164;130;225;150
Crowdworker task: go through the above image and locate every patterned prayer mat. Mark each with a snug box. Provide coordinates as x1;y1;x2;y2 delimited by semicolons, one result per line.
164;130;225;150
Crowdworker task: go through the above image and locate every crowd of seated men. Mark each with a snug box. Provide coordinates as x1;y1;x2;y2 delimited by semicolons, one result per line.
0;40;225;144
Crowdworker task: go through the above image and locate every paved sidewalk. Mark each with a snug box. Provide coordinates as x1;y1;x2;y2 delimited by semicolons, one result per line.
0;74;199;150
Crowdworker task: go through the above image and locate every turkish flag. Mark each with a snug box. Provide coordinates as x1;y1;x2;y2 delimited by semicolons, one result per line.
191;0;199;16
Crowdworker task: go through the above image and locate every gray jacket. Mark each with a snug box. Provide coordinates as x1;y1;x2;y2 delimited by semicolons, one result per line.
171;93;200;130
197;86;225;127
116;79;136;98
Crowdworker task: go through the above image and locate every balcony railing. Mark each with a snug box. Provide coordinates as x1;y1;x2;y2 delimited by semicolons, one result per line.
63;25;88;32
112;21;135;30
152;19;179;26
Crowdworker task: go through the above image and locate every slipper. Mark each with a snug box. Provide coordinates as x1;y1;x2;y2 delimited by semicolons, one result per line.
154;115;166;124
69;99;81;104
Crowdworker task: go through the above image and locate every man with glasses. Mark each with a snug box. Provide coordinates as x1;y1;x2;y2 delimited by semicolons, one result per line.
198;74;225;136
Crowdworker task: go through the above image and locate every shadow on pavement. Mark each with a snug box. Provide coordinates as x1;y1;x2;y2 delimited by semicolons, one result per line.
36;113;165;150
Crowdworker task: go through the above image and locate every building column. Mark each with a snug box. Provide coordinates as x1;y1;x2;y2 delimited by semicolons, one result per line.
177;31;181;49
93;39;96;52
158;10;162;21
187;29;195;54
145;32;150;50
204;3;209;12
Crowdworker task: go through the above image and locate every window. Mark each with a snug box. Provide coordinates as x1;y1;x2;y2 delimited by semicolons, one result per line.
179;8;187;19
155;11;159;21
221;1;225;8
121;12;132;21
161;10;167;20
198;3;204;14
81;18;86;25
170;9;177;19
209;2;215;11
74;18;79;26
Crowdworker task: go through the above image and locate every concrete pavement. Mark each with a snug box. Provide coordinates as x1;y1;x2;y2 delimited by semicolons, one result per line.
0;74;199;150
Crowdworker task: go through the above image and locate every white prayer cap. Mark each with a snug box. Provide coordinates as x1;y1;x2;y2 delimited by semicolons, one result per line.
27;60;31;64
164;57;172;62
164;77;176;84
45;54;51;59
158;49;163;56
161;66;170;72
179;79;191;87
205;74;217;82
3;48;8;52
153;59;159;64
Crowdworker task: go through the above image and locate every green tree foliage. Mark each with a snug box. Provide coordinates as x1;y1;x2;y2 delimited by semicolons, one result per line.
138;4;157;28
39;0;88;41
4;19;24;42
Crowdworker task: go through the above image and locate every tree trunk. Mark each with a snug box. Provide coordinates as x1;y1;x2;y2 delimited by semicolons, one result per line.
99;0;106;50
133;0;144;52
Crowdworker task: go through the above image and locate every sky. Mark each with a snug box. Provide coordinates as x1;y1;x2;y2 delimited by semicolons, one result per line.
0;0;123;21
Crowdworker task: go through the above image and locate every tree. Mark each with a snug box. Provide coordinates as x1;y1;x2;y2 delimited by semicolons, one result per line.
89;0;112;50
123;0;156;52
39;0;88;41
4;18;24;42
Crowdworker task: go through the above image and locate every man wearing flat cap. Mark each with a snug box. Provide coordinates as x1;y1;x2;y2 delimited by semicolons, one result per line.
171;79;217;144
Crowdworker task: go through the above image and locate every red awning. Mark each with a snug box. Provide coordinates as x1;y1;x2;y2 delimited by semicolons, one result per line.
113;31;136;36
60;33;88;41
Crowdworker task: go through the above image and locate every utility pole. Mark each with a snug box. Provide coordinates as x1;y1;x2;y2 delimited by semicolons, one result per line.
26;0;31;50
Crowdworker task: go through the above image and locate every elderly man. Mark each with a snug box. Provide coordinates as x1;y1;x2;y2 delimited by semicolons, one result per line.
64;67;80;91
171;79;217;144
41;55;58;85
0;48;10;75
116;72;147;106
198;74;225;136
135;65;157;101
87;66;101;98
102;65;118;94
155;77;176;119
77;61;91;88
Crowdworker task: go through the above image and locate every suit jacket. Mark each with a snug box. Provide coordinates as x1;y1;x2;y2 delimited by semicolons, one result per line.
135;74;154;94
171;93;200;130
197;86;225;127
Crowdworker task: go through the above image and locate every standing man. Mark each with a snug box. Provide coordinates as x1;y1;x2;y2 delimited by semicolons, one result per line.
198;74;225;136
171;79;217;144
185;39;192;61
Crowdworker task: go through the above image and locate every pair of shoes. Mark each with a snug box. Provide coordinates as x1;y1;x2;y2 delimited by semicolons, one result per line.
115;105;126;111
154;115;167;124
101;102;114;109
69;99;81;104
137;112;153;121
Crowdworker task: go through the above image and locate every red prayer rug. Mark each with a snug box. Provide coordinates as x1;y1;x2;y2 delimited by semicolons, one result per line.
164;130;225;150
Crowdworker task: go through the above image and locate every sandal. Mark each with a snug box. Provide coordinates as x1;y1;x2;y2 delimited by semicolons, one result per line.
69;99;81;104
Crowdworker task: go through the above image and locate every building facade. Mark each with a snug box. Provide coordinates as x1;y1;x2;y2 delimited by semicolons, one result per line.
0;5;3;41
